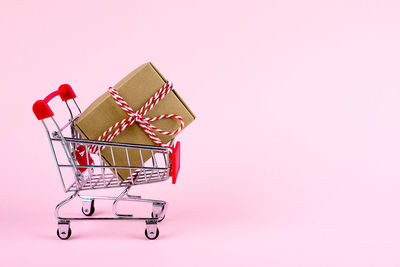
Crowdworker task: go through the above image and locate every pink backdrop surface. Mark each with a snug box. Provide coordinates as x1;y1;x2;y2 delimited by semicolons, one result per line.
1;0;400;266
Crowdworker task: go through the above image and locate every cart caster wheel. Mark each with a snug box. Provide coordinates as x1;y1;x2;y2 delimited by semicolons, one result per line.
57;228;71;240
152;202;166;222
145;228;159;240
82;200;95;216
82;206;95;216
151;212;165;222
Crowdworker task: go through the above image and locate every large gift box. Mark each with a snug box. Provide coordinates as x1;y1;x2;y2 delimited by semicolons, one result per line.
75;62;196;180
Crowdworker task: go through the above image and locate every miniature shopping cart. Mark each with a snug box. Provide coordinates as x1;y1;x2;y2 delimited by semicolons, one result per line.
32;84;181;240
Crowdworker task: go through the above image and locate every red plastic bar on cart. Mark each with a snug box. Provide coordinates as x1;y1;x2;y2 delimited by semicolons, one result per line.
169;141;181;184
33;84;76;120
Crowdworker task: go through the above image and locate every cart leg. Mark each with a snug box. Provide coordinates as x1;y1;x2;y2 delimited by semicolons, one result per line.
57;220;71;240
112;187;133;217
55;192;77;219
145;220;159;240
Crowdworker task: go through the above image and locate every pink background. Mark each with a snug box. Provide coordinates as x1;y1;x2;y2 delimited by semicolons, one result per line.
1;0;400;266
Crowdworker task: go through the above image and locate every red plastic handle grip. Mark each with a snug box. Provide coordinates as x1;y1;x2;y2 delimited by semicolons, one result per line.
32;84;76;120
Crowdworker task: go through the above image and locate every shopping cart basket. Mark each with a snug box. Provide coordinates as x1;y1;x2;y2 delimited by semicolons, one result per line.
32;84;181;240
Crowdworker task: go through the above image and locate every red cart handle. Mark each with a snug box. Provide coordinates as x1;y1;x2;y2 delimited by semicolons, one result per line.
32;84;76;120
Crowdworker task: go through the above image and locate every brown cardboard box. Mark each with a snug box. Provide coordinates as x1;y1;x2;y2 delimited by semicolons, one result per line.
75;62;196;180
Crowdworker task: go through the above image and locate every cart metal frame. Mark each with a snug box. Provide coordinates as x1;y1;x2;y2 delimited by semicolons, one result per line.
33;85;178;240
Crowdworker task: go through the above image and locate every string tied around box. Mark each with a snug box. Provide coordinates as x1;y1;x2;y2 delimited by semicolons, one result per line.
89;81;184;154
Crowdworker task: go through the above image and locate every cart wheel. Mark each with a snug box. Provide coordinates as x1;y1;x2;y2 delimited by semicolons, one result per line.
57;228;71;240
151;212;165;222
145;228;159;240
81;200;95;216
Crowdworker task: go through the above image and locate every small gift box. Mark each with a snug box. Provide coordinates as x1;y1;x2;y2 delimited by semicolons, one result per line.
75;62;196;180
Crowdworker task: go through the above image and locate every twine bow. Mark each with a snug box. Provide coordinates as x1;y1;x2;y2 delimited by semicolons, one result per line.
89;81;184;153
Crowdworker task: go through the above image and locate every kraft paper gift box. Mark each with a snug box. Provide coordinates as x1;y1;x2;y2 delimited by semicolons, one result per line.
74;62;196;180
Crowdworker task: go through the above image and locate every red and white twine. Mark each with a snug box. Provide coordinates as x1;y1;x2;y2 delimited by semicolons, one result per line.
89;81;184;153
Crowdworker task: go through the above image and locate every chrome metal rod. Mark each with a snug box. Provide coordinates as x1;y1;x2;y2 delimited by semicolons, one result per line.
55;192;78;219
52;137;169;151
112;187;133;217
